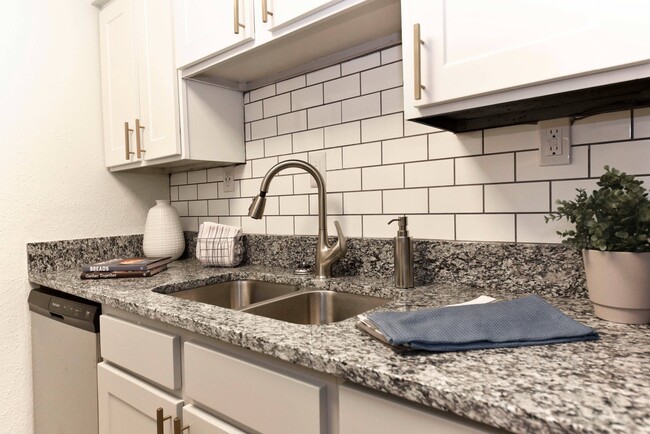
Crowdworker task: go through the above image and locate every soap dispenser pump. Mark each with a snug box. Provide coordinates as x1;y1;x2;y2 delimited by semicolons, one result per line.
388;216;414;288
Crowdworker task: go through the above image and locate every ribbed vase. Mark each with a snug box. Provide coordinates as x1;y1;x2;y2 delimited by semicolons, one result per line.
143;200;185;260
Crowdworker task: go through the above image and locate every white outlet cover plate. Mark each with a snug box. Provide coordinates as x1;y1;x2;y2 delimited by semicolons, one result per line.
309;152;326;188
539;118;571;166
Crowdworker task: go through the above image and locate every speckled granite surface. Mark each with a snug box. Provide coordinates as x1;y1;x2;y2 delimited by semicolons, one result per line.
28;258;649;434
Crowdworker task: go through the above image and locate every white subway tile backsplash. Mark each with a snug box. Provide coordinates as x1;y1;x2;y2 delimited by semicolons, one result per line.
233;163;251;180
484;182;549;213
251;117;278;140
245;101;263;122
219;216;242;227
276;75;306;94
265;175;294;197
342;142;382;168
428;131;482;159
516;146;589;181
229;198;253;216
217;180;241;198
343;191;382;214
517;214;571;244
363;164;403;190
180;217;199;232
404;119;441;136
249;84;276;102
408;215;455;240
246;140;264;159
170;172;187;186
242;215;266;234
342;93;381;122
265;134;292;156
634;107;650;138
293;129;324;152
361;62;403;95
266;216;294;235
381;46;402;64
188;200;208;216
172;201;188;217
361;113;403;142
381;87;404;115
456;214;515;242
591;140;650;176
170;186;178;201
277;110;307;135
308;102;342;129
456;154;514;185
295;215;319;235
178;185;198;201
187;170;207;184
198;216;220;226
429;186;483;213
207;167;224;182
342;52;380;75
383;188;428;214
208;199;229;216
294;173;319;194
484;124;538;153
572;111;631;144
280;195;309;215
279;153;308;174
252;157;279;178
240;179;261;197
324;122;361;148
306;65;341;85
383;135;427;164
292;85;323;111
197;183;218;200
551;179;599;211
322;148;343;170
327;215;362;238
261;197;279;215
405;159;453;188
309;193;343;215
324;75;360;103
263;93;291;117
327;169;361;192
245;123;251;141
362;215;398;237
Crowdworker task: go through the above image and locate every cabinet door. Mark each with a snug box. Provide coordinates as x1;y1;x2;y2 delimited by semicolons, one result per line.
181;405;246;434
99;0;140;168
402;0;650;109
98;362;183;434
259;0;343;31
173;0;255;68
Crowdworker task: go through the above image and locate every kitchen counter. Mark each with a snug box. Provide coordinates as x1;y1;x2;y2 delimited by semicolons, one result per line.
29;259;650;434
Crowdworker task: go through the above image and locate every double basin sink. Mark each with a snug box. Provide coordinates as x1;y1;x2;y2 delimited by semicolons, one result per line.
162;280;390;325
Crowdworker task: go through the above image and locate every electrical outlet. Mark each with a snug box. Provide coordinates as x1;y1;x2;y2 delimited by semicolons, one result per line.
224;166;235;192
539;118;571;166
309;152;326;188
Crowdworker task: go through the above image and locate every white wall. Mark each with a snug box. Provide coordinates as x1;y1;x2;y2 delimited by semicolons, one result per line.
0;1;168;432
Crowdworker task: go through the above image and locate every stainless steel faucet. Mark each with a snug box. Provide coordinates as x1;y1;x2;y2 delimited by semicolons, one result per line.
248;159;347;279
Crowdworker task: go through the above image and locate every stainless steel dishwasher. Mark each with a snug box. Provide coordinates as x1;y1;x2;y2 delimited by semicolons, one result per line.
29;287;101;434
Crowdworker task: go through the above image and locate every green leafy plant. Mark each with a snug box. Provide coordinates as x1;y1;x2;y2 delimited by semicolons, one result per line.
545;166;650;252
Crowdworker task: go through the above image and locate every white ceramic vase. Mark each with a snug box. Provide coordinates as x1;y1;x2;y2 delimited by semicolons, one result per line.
143;200;185;261
582;249;650;324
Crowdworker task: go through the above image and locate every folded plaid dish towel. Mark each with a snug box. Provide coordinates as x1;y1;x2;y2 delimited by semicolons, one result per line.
360;295;598;352
196;222;244;267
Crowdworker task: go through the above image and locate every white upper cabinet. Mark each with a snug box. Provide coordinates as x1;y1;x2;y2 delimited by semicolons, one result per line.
257;0;343;32
402;0;650;115
173;0;255;69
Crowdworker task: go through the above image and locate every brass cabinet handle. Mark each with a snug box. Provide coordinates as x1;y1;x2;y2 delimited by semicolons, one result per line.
233;0;245;34
413;23;425;101
135;118;146;159
173;417;190;434
262;0;273;22
156;408;172;434
124;121;135;160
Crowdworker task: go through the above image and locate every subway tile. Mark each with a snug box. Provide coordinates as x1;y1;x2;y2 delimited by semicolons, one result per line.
591;140;650;176
207;167;224;182
327;168;361;192
260;196;279;215
342;142;382;168
170;172;187;186
327;215;362;238
264;134;292;156
208;199;229;216
381;87;403;115
322;148;343;170
277;110;307;135
324;121;361;148
295;215;319;235
251;117;277;140
230;198;254;215
383;188;428;214
263;93;291;117
240;178;260;197
266;216;294;235
244;92;250;104
428;131;482;159
383;135;428;164
245;140;264;159
265;175;294;196
217;180;241;198
361;62;403;94
404;118;442;136
180;217;199;232
407;215;455;240
405;159;453;188
188;200;208;216
341;93;381;122
429;185;483;213
279;195;310;215
484;182;550;213
551;179;599;211
306;65;341;85
456;214;515;242
276;75;306;94
634;107;650;138
517;214;572;244
245;123;251;141
187;170;207;184
294;173;319;194
342;52;380;75
308;102;342;129
171;201;188;217
361;113;403;142
455;154;514;185
233;162;251;180
484;124;538;154
242;216;266;234
252;156;279;178
198;216;219;226
178;184;198;201
343;191;382;214
381;46;402;64
197;183;219;200
362;164;403;190
293;129;324;152
292;84;323;110
363;215;399;238
249;84;276;102
324;75;360;103
219;216;242;227
516;146;589;181
572;111;631;144
244;101;263;122
309;193;343;215
170;186;178;201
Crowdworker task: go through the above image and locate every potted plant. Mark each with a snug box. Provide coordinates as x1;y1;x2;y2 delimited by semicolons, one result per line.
546;166;650;324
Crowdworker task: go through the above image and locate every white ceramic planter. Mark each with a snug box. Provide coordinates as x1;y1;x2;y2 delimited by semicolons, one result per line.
143;200;185;261
582;249;650;324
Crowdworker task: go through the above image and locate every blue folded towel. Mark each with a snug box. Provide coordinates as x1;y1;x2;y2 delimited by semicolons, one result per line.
365;295;598;352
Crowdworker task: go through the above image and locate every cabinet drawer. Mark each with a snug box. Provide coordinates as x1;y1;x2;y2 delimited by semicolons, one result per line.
100;315;181;390
182;404;246;434
184;341;326;434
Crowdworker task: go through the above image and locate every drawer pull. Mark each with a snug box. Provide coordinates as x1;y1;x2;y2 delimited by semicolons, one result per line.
233;0;245;34
173;417;190;434
124;121;134;160
135;118;146;159
156;407;172;434
262;0;273;23
413;23;425;100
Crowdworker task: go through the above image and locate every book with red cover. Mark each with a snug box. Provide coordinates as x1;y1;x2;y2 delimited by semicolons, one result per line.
82;257;171;272
80;265;168;279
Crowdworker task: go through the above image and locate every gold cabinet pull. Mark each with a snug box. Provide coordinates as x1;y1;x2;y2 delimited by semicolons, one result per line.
262;0;273;22
413;23;425;101
156;408;172;434
124;121;135;160
173;417;190;434
233;0;245;34
135;118;146;159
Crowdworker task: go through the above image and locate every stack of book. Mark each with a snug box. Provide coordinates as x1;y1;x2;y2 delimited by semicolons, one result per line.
80;257;172;279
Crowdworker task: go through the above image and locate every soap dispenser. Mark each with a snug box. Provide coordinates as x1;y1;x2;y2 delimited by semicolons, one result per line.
388;216;414;288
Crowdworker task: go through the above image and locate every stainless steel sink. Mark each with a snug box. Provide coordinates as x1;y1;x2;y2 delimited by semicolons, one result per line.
241;290;391;325
166;280;299;309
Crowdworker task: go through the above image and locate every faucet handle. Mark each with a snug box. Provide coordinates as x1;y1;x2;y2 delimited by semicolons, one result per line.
333;220;347;255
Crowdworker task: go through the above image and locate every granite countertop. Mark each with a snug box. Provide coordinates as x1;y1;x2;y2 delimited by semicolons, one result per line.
29;259;650;434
